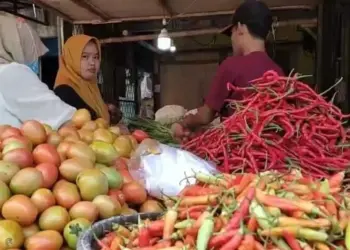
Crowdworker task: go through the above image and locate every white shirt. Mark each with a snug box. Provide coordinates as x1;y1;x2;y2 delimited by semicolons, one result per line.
0;63;76;130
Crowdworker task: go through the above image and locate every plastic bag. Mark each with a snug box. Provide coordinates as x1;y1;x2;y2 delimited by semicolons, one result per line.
128;139;219;198
140;73;153;100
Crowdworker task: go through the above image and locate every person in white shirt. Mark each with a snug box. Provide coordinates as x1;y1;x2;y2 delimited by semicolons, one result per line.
0;13;76;130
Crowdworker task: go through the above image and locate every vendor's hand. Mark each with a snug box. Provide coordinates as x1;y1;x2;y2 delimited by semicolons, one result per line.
171;123;191;143
107;103;122;125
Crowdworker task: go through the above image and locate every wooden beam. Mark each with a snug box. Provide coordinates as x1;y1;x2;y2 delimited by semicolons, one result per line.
69;0;110;21
73;5;315;24
100;28;222;44
157;0;174;17
100;18;318;44
33;0;73;22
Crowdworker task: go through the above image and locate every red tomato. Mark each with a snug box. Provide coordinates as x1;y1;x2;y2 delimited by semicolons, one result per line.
112;158;133;183
33;144;61;167
35;163;59;189
131;130;149;143
0;127;21;140
108;188;125;206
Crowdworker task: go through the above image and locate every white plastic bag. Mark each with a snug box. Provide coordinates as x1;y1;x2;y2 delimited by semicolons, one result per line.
140;73;153;100
128;139;219;198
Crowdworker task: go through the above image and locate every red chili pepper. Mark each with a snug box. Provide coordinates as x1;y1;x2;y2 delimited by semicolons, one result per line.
147;220;164;237
226;187;255;230
219;228;244;250
283;231;302;250
138;228;151;247
208;230;238;249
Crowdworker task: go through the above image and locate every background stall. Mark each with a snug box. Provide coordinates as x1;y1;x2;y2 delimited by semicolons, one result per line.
1;0;349;119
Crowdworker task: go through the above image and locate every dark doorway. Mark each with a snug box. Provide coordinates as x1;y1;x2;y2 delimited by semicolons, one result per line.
41;38;59;90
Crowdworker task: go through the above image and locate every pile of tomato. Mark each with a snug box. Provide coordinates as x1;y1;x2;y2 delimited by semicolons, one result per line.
0;109;164;249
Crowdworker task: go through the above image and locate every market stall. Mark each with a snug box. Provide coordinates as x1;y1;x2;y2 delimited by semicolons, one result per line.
1;0;350;250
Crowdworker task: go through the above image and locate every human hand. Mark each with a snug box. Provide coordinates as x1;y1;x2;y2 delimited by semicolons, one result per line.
171;123;191;143
107;103;122;125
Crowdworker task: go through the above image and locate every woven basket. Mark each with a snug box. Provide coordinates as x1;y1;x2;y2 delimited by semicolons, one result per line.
77;213;162;250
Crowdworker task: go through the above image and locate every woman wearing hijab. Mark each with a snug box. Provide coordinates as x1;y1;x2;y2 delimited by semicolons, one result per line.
0;13;76;129
54;35;121;124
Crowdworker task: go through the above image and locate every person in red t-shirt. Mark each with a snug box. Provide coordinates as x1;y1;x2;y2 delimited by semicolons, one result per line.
172;1;284;141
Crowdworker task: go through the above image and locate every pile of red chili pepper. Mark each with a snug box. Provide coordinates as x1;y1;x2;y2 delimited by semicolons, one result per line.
183;70;350;178
95;171;350;250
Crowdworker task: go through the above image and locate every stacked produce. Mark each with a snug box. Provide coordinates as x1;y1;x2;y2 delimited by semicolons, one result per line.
96;170;349;250
128;117;178;146
183;70;350;178
0;109;164;249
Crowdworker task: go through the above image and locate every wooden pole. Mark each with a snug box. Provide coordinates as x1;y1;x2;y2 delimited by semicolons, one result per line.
100;18;317;44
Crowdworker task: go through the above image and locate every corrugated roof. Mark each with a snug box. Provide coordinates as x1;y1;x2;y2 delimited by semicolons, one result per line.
34;0;320;24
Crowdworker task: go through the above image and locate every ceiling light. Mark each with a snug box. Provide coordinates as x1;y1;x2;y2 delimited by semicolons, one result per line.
157;28;171;51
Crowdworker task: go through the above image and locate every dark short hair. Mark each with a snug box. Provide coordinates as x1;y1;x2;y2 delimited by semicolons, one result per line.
222;1;273;39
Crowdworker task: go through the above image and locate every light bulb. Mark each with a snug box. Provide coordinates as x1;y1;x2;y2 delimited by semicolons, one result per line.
170;45;176;52
157;28;171;51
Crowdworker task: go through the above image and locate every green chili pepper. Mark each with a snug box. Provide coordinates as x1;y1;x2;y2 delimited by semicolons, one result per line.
320;179;330;194
345;221;350;250
174;219;194;229
196;217;215;250
250;200;291;250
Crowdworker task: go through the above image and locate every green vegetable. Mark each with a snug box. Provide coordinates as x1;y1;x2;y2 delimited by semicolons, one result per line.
127;117;178;145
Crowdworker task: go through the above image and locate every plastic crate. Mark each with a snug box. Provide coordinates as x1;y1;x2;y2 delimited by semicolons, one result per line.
77;213;162;250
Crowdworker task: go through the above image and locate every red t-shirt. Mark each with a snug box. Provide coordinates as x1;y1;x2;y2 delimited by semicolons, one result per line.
205;51;284;117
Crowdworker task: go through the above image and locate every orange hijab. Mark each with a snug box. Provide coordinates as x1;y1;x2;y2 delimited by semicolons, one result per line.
54;34;110;122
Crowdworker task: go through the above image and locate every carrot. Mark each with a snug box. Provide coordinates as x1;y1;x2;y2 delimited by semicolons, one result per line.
277;217;331;228
283;231;302;250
